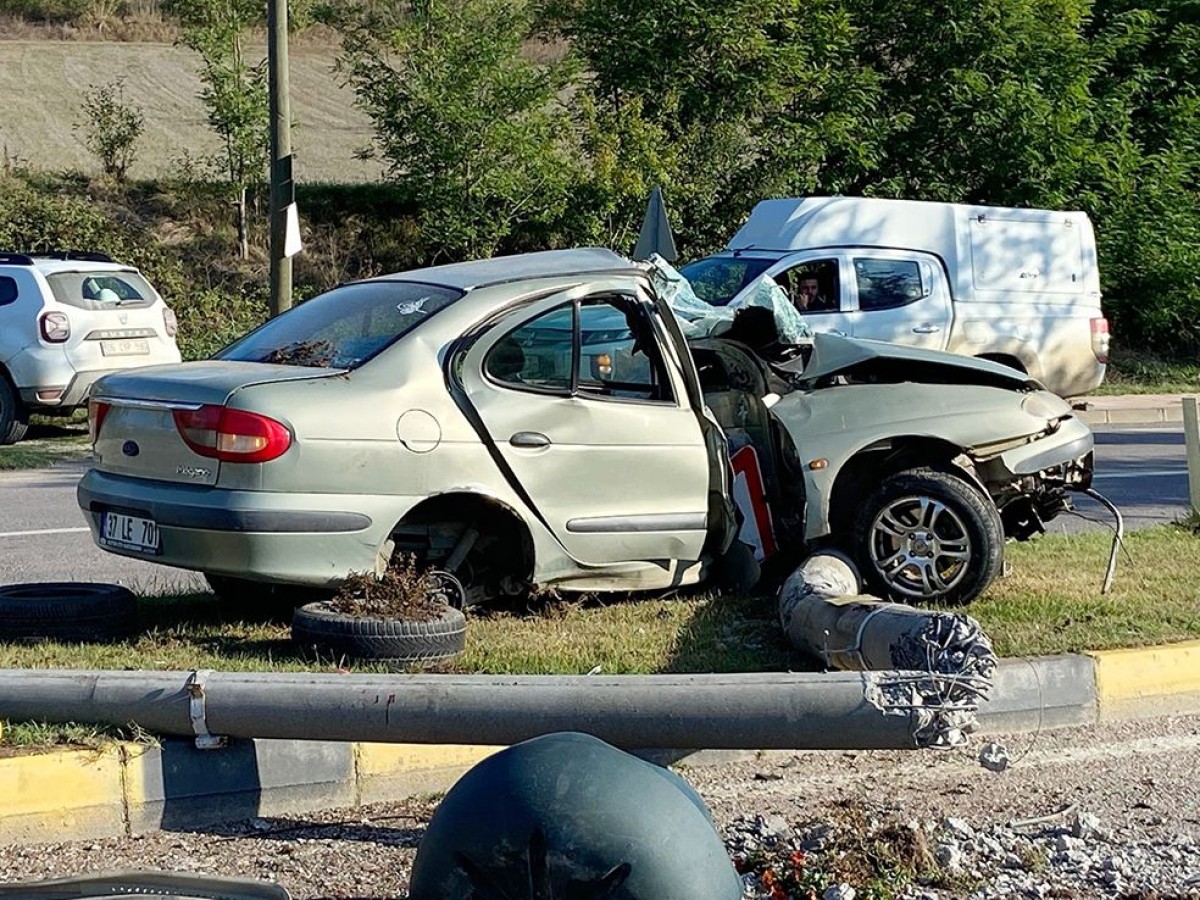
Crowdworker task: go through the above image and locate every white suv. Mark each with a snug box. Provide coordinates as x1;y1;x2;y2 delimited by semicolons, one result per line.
0;251;182;444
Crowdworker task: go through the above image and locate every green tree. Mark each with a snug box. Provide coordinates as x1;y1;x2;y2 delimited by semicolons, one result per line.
544;0;882;255
76;78;145;181
163;0;269;259
330;0;579;261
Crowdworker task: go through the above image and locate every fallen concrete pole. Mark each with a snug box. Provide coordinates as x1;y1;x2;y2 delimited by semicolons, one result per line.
778;552;997;748
0;668;968;751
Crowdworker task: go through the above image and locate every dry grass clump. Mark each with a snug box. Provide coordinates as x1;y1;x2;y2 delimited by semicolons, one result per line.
327;557;453;621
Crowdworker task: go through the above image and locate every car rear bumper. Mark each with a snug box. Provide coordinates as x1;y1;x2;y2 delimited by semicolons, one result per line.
77;469;415;586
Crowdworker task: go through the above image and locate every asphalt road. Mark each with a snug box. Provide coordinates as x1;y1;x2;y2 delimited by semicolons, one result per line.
0;424;1191;591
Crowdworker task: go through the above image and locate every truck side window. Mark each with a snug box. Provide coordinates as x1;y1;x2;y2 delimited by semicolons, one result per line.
775;260;840;313
855;259;924;311
0;276;17;307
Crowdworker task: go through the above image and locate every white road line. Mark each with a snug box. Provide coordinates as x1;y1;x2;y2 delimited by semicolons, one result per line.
0;526;90;538
1094;469;1189;480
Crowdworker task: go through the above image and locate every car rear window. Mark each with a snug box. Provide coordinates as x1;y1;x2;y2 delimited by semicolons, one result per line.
678;256;775;306
44;270;158;311
216;280;463;369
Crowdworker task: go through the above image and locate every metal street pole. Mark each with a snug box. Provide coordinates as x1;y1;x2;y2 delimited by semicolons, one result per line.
268;0;293;317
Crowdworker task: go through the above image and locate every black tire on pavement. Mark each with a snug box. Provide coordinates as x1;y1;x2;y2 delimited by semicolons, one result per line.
852;467;1004;607
0;582;138;642
292;601;466;666
0;378;29;446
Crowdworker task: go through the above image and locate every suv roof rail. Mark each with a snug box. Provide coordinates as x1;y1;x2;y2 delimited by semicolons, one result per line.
0;252;36;265
32;250;116;263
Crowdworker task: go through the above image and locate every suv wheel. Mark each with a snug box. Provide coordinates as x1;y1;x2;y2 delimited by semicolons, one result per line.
0;379;29;445
852;467;1003;606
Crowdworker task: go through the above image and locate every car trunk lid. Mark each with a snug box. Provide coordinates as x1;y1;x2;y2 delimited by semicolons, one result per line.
91;361;342;485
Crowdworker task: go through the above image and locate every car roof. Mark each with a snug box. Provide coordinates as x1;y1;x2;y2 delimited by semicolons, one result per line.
30;259;136;275
367;248;639;291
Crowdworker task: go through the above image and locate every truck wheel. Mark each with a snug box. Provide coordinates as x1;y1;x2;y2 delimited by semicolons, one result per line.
0;379;29;446
852;468;1003;606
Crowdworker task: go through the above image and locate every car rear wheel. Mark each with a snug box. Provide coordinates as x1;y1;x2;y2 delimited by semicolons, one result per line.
0;379;29;445
852;468;1003;606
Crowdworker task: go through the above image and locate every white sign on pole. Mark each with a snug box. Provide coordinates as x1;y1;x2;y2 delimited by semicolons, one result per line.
283;203;302;258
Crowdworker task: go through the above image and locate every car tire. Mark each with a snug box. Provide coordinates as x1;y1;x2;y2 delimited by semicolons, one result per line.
0;379;29;446
0;582;137;642
852;468;1003;606
292;601;467;666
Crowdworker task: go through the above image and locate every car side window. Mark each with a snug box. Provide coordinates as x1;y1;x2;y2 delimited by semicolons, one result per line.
774;259;840;314
485;296;674;403
0;276;16;307
855;258;924;311
486;305;574;392
576;297;673;403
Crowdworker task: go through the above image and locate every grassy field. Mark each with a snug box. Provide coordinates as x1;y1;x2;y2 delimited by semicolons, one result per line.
0;523;1196;747
0;39;383;183
0;421;91;470
1090;346;1200;395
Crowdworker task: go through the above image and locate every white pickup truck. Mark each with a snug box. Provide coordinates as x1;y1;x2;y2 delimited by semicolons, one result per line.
680;196;1110;397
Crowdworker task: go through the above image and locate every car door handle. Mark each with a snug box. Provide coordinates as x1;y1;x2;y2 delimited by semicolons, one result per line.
510;431;551;448
827;329;847;337
912;324;941;334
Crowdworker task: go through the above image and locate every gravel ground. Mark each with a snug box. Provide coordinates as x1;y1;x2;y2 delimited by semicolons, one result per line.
1;714;1199;899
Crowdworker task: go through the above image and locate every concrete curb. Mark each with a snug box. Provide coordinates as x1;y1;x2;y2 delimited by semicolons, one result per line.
2;642;1199;846
1071;393;1195;427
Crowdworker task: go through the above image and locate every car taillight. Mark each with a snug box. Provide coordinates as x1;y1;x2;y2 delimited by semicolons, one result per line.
163;307;178;338
88;399;111;444
1090;317;1110;364
172;405;292;463
39;311;70;343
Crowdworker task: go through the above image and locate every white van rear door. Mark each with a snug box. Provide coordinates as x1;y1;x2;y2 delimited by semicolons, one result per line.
846;251;952;349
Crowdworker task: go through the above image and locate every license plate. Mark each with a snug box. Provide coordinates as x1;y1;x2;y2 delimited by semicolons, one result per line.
100;511;161;555
100;339;150;357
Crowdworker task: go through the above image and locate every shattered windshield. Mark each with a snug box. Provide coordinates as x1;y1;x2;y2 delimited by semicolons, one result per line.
647;255;812;345
216;281;462;369
678;256;774;306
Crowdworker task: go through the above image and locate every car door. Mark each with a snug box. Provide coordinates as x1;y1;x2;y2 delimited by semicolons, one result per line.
458;282;713;566
845;251;952;349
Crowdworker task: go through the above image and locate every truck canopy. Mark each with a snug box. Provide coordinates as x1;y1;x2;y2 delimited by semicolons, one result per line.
726;197;1101;306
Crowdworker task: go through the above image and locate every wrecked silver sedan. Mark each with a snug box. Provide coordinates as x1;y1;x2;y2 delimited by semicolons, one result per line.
78;248;1092;606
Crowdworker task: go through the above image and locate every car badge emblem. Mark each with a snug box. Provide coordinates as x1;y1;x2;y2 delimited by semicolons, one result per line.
122;440;139;457
118;312;129;324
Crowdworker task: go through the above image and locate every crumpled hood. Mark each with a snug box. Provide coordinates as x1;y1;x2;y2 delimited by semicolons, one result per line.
784;333;1039;391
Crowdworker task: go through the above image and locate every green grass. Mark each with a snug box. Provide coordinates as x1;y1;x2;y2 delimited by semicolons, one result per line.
0;418;92;471
1090;346;1200;395
1;525;1197;749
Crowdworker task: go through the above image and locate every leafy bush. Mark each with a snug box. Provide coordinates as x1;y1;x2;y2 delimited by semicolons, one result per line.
76;79;145;181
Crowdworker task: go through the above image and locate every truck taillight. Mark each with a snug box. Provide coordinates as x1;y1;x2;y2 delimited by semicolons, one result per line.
172;405;292;463
163;307;178;338
1090;317;1110;364
39;311;70;343
88;399;111;444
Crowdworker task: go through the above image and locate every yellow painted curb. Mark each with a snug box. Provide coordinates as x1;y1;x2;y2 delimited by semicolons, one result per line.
353;742;499;806
0;745;127;843
1090;640;1200;717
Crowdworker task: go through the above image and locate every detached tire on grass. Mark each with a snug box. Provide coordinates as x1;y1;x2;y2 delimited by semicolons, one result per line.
292;601;466;666
0;582;138;642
